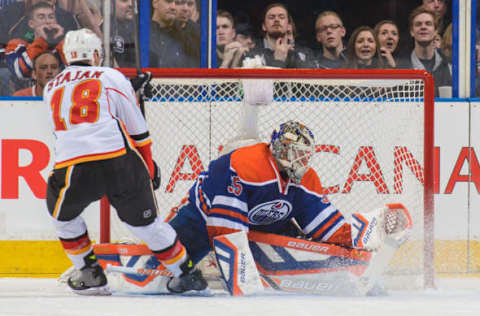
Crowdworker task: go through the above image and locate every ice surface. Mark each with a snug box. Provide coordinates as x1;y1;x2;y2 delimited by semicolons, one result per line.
0;277;479;316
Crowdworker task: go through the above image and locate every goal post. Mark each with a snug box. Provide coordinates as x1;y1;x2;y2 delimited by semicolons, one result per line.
101;68;435;289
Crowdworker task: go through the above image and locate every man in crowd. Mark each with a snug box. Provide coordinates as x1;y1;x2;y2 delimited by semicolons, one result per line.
5;2;67;92
422;0;449;35
111;0;136;67
173;0;200;67
241;3;313;68
216;10;238;68
13;51;60;96
150;0;193;67
313;11;346;69
399;6;452;97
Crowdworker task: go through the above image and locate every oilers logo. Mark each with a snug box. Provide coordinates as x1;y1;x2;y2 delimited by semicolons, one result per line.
249;200;292;225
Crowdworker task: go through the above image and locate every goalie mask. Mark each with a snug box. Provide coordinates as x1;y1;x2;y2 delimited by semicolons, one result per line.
270;121;315;183
63;28;103;66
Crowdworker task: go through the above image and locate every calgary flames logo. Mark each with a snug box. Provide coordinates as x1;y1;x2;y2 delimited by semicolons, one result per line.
249;200;292;225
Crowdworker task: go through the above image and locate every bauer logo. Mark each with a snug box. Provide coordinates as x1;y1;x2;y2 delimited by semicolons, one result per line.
249;200;292;225
363;217;377;245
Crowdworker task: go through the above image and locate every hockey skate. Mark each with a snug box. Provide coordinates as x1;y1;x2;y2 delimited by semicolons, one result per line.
166;258;209;295
67;263;111;296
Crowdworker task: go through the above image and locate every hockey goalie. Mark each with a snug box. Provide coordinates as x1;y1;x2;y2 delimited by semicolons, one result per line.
94;79;413;296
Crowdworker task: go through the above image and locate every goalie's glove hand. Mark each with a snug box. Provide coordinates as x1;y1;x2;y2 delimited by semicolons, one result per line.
152;160;161;190
130;72;153;99
351;203;412;251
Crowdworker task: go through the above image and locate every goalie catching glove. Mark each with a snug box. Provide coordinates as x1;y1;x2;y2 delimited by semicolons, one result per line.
351;203;412;251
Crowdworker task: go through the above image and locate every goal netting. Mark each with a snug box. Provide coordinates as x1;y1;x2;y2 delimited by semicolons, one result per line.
100;68;435;289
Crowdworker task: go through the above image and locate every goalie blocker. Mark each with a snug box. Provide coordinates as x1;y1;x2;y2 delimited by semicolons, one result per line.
93;203;411;296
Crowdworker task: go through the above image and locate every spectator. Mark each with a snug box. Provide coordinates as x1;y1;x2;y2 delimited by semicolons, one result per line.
432;31;442;49
0;0;76;95
58;0;102;38
5;2;67;92
189;0;199;23
173;0;200;67
235;23;256;51
399;6;452;97
216;10;237;68
313;11;346;69
440;23;452;58
217;22;256;68
241;3;313;68
80;0;103;33
422;0;449;35
286;15;313;67
13;51;59;96
150;0;193;67
111;0;136;67
344;26;384;69
374;20;401;68
3;1;77;41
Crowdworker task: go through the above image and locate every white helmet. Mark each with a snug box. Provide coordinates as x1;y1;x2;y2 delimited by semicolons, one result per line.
63;28;103;66
270;121;315;183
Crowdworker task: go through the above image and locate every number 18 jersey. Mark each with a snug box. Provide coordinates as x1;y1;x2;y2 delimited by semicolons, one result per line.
43;65;150;169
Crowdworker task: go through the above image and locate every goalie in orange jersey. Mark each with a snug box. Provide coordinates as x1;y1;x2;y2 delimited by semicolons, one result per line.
166;120;413;274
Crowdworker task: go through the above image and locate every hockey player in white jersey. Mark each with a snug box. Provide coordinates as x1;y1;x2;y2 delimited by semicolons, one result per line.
43;29;207;295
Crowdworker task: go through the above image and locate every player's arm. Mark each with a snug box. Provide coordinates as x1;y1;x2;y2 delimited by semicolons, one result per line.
201;155;250;242
107;70;159;188
293;171;412;251
296;195;412;251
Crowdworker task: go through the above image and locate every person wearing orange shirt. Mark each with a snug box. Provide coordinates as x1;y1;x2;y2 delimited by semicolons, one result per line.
13;52;60;96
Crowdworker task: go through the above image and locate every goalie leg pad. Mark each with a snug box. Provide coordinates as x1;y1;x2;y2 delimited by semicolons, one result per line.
213;232;264;296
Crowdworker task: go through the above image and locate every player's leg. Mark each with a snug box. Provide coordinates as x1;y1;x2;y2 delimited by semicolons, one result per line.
106;150;207;293
46;163;109;295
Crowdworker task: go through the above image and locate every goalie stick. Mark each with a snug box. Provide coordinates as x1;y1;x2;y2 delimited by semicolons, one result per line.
105;264;173;277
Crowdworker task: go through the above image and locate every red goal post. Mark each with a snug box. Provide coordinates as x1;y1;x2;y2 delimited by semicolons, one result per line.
104;68;435;288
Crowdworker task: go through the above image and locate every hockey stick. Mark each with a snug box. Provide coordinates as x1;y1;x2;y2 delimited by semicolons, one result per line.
105;264;174;277
131;0;145;116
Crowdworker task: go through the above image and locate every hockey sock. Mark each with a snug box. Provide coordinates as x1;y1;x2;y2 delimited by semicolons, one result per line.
152;239;189;277
59;232;95;270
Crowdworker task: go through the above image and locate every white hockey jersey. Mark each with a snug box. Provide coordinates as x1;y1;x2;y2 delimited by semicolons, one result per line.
43;66;150;168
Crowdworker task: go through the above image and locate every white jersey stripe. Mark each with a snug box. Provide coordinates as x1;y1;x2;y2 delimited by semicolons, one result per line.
303;204;337;234
207;217;248;231
212;195;248;214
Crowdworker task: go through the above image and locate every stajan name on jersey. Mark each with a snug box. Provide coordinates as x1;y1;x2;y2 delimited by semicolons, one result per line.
46;70;105;92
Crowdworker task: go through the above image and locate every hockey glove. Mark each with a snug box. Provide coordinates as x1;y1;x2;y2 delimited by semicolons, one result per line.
152;160;161;190
350;203;412;251
130;72;153;99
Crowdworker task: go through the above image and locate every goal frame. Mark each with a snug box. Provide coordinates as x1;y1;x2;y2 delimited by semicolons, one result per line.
104;68;435;288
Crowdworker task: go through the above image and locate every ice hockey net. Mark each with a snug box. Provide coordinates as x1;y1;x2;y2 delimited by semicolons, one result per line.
100;68;435;289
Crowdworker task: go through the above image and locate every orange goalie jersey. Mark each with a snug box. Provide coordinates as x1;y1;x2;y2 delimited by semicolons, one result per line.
43;66;151;169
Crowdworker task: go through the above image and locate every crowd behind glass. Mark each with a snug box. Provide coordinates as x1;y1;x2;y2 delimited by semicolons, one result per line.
0;0;472;98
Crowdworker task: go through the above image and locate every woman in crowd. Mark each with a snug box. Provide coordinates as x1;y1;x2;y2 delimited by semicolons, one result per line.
374;20;400;68
344;26;384;69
